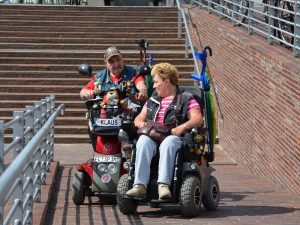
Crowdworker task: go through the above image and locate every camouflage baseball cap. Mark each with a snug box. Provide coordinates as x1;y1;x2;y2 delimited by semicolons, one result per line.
104;47;122;61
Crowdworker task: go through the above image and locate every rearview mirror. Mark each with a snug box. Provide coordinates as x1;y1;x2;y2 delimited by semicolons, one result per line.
78;64;93;76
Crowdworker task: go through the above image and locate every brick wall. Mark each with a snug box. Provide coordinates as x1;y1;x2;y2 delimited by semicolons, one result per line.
185;6;300;193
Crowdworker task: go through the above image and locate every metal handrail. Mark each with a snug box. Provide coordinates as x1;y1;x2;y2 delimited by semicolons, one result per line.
189;0;299;57
0;104;64;202
0;96;64;225
176;0;201;81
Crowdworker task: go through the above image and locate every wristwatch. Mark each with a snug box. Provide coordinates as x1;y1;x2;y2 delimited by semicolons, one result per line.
182;123;188;130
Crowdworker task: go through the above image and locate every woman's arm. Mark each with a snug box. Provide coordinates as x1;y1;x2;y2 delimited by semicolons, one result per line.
134;106;148;128
171;108;203;136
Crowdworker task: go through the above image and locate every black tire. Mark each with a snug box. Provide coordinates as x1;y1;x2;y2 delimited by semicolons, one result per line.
202;176;220;210
148;202;160;208
179;175;202;217
116;174;138;215
72;171;86;205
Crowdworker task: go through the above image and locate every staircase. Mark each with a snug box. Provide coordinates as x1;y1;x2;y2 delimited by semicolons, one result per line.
0;4;194;143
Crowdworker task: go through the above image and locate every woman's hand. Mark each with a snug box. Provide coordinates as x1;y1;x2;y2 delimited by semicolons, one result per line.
171;124;186;136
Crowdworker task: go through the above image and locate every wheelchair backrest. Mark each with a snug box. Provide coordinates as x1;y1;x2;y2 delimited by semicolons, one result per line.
179;86;204;112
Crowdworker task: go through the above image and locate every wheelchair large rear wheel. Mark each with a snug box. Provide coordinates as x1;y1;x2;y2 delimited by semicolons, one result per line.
179;175;202;217
202;175;220;210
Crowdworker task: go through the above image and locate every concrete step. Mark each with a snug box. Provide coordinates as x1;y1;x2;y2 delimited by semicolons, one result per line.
0;100;83;108
0;43;185;51
0;15;178;22
0;92;80;101
0;85;82;93
0;77;88;85
0;31;184;39
0;70;192;79
0;37;185;45
0;64;193;72
0;50;191;59
0;6;178;14
4;134;91;144
54;134;90;144
0;25;179;33
0;57;192;65
0;77;194;93
0;107;85;117
0;115;86;125
0;20;180;27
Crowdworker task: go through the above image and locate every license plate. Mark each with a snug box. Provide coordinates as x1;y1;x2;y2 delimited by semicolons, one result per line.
94;156;121;163
93;118;121;127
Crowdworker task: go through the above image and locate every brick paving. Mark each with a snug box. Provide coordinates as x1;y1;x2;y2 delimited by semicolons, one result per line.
41;144;300;225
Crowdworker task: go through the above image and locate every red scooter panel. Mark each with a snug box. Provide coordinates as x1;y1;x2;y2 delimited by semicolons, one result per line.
96;136;121;155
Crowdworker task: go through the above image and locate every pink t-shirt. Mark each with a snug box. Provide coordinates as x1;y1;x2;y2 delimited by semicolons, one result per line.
145;96;200;124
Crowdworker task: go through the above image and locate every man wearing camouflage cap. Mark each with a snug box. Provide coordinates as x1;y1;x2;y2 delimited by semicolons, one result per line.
80;46;148;100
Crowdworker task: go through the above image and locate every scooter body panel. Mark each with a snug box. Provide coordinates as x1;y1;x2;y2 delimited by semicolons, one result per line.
92;152;122;193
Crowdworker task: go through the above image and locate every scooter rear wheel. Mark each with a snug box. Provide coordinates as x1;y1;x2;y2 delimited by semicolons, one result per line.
72;170;86;205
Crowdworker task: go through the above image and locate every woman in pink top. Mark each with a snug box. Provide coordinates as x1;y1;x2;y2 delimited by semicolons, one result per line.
126;63;203;200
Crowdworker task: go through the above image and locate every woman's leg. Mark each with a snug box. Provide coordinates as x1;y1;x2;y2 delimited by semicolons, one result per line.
158;135;182;185
134;135;157;187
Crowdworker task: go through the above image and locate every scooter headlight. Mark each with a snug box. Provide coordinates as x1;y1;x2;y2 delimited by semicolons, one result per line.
108;163;117;174
97;163;107;173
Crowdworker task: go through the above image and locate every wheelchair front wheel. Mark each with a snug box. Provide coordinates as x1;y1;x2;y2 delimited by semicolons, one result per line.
179;175;202;217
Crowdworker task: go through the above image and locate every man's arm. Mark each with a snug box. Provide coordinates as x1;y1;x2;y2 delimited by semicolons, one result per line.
135;79;148;100
80;78;95;100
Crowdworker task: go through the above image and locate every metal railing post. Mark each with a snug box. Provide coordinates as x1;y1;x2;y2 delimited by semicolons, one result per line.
34;101;42;134
248;0;254;35
185;11;190;59
0;121;3;224
25;106;34;145
45;97;52;172
12;112;24;224
219;0;225;20
49;96;55;162
23;106;34;224
13;111;24;156
0;121;4;175
12;178;23;225
294;1;300;57
208;0;213;14
178;9;183;38
23;162;33;225
268;0;276;45
40;99;48;184
33;101;42;203
232;0;238;27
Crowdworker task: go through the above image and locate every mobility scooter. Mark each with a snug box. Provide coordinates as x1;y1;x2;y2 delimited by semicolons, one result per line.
71;39;153;205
